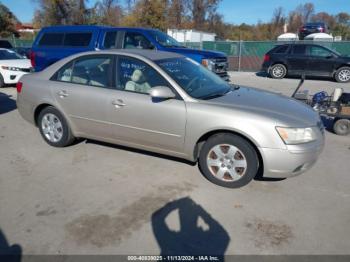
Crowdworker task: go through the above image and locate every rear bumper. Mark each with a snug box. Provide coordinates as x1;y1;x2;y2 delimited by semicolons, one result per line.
259;138;325;178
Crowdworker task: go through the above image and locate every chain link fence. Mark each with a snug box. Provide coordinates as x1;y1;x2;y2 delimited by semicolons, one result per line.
5;38;350;72
192;40;350;72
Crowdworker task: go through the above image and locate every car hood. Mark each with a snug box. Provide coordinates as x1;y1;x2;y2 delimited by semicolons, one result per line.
204;86;320;127
164;46;226;58
0;59;31;68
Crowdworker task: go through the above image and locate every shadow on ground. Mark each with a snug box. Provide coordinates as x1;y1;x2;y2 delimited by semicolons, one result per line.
0;229;21;262
152;197;230;257
0;92;17;115
255;71;335;82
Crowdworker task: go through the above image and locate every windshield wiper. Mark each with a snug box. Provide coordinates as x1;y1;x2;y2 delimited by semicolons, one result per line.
200;89;231;100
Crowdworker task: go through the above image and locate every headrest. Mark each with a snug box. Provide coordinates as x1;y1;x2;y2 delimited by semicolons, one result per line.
131;69;146;83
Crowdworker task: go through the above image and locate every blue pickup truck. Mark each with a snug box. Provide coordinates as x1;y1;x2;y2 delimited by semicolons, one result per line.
30;25;229;80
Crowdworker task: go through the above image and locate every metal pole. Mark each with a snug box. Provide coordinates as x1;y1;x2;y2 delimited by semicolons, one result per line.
238;40;242;72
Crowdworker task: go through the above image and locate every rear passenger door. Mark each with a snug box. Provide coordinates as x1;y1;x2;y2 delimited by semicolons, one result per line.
286;45;307;75
50;55;115;139
100;30;124;49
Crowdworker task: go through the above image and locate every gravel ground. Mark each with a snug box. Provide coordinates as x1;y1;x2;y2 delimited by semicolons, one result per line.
0;73;349;257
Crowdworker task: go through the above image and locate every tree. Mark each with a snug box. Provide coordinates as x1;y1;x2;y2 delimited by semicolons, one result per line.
123;0;167;30
0;2;19;37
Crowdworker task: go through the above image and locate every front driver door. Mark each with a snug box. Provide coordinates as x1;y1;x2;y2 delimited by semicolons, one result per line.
107;55;186;154
306;45;337;77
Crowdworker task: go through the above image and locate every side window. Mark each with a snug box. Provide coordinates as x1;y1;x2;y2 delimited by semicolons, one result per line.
71;56;112;87
38;33;64;46
63;33;92;47
274;45;289;54
309;46;332;57
55;62;74;82
292;45;306;55
103;31;117;49
117;56;169;94
123;32;154;50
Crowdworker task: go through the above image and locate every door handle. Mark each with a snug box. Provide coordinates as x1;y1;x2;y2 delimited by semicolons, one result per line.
57;90;68;98
111;99;126;108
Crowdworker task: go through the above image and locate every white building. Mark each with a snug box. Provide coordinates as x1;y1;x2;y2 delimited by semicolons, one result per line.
167;29;216;42
304;33;334;41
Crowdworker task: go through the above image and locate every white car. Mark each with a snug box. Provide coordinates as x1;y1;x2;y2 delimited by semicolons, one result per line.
0;48;32;87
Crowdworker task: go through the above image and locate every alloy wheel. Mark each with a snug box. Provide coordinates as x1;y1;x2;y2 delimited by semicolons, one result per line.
206;144;247;182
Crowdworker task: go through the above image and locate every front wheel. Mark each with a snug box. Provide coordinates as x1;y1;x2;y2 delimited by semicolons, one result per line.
333;119;350;136
269;64;287;79
38;106;75;147
335;67;350;83
198;133;259;188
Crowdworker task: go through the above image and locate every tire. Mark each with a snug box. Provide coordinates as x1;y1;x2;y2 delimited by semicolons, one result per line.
0;74;4;88
198;133;259;188
335;67;350;83
333;119;350;136
269;64;287;79
38;106;75;147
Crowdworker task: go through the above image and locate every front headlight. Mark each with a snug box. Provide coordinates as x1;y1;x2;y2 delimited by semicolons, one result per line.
1;66;21;71
276;126;319;144
201;58;215;71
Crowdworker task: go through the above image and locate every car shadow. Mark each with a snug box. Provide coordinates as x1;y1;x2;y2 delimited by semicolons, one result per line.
0;92;17;115
0;229;22;262
85;139;197;166
151;197;230;257
255;72;336;82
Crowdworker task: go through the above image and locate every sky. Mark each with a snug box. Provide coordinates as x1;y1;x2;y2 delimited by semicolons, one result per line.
2;0;350;24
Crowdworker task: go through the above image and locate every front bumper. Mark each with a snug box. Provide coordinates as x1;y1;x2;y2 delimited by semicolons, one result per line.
259;138;325;178
1;70;31;84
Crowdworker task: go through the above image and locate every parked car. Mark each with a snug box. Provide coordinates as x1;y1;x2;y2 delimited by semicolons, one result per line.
262;43;350;83
30;25;229;80
0;48;32;88
17;50;324;188
0;40;13;49
299;22;329;39
13;47;32;59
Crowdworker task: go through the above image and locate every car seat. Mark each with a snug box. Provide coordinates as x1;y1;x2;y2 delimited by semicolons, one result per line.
125;69;151;93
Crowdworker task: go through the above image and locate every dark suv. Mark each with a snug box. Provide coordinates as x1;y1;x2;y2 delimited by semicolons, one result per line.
299;22;329;39
262;44;350;83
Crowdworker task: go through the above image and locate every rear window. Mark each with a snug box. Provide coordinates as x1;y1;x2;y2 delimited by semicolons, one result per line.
63;33;92;47
273;45;289;54
39;33;64;46
292;45;306;55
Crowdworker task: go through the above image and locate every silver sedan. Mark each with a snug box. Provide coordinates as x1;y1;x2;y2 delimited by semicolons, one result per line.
17;50;325;188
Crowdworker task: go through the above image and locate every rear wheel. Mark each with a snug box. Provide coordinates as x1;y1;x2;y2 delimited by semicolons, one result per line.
38;106;75;147
198;133;259;188
335;67;350;83
333;119;350;136
269;64;287;79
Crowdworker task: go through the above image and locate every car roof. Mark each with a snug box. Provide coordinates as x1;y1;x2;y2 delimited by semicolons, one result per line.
87;49;185;61
40;25;162;33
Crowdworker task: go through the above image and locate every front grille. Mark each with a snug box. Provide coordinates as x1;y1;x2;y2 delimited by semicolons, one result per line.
20;68;32;73
213;57;229;75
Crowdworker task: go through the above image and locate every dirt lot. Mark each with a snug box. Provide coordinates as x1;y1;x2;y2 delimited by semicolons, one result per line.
0;72;350;256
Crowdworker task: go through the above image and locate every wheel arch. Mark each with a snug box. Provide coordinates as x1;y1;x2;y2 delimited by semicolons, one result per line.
193;129;264;174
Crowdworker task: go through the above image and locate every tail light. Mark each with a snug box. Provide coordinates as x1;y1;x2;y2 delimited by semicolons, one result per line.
29;51;36;67
263;54;270;62
16;81;23;93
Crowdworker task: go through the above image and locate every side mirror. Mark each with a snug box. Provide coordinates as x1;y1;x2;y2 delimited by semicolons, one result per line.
149;86;176;99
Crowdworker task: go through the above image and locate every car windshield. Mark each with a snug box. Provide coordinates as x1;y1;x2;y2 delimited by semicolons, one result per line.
0;49;23;60
148;30;184;48
156;57;231;99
